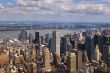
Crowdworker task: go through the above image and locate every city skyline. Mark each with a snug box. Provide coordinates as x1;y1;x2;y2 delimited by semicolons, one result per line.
0;0;110;22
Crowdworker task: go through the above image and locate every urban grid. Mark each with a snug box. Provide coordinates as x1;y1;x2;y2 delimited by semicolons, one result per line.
0;28;110;73
0;0;110;73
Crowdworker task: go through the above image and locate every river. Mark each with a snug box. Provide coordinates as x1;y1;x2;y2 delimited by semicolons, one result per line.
0;29;81;39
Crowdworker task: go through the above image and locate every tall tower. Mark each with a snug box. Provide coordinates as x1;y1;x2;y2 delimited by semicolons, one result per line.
41;36;45;45
66;53;76;73
98;35;109;55
51;31;60;56
85;36;94;61
27;63;33;73
93;45;100;62
102;45;110;68
82;50;89;64
43;47;52;72
35;32;39;44
78;50;83;73
45;33;50;45
28;33;33;44
107;46;110;68
60;37;67;55
102;45;109;65
19;29;27;42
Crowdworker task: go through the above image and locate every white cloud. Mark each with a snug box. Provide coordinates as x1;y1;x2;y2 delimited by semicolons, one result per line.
14;0;110;15
0;4;4;9
16;0;27;6
0;0;110;22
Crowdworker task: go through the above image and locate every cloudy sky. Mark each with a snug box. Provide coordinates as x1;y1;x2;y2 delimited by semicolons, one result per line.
0;0;110;22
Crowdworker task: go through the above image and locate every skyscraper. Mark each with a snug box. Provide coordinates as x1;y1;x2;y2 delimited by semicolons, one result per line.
98;35;109;54
19;29;27;42
102;45;109;65
28;33;33;44
43;47;52;72
34;32;40;44
45;33;50;45
93;45;100;62
94;32;99;46
60;36;73;55
53;52;61;66
78;50;84;73
27;63;33;73
107;46;110;68
82;50;89;64
66;53;76;73
51;31;60;56
41;36;45;45
85;36;94;61
102;45;110;68
60;37;67;55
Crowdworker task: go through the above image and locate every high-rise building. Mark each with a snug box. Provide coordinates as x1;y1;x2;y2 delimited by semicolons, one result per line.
70;38;75;49
98;35;109;54
19;29;27;42
66;53;76;73
3;36;10;47
53;53;61;66
43;47;52;72
82;50;89;64
85;36;94;61
78;50;84;73
108;57;110;69
93;45;100;62
102;45;110;68
108;46;110;56
60;37;67;55
48;37;52;50
51;31;60;56
45;33;50;45
107;46;110;68
28;33;33;44
94;34;99;46
60;36;73;55
34;32;39;44
27;63;33;73
67;42;72;52
41;36;45;45
31;49;36;61
102;45;109;65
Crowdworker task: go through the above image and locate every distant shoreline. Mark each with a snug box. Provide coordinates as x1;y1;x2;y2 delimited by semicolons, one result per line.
0;28;75;32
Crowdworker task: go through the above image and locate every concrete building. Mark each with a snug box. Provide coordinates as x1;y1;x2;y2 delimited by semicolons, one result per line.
82;50;89;64
107;46;110;68
93;45;100;62
43;47;52;72
60;37;67;55
28;33;33;44
45;33;50;45
66;53;77;73
85;36;94;61
41;36;45;45
34;32;40;44
51;31;60;56
19;29;27;42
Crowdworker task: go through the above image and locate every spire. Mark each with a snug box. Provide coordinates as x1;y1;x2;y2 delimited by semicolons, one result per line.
82;50;89;64
93;45;100;62
95;45;99;50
